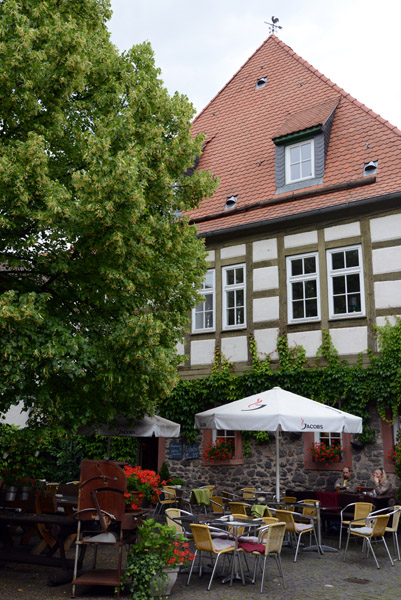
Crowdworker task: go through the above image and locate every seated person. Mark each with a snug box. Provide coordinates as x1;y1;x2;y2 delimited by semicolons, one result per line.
371;468;393;497
334;466;355;491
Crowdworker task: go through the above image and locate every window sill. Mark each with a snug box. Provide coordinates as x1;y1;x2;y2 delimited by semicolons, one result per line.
328;314;366;321
203;458;244;466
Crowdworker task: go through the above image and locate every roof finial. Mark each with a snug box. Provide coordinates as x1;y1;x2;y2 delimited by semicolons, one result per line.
265;16;283;35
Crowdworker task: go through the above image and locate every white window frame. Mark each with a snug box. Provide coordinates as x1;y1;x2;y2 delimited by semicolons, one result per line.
314;431;342;445
192;269;215;333
286;252;320;323
285;139;314;184
327;245;365;319
213;429;236;458
222;264;246;330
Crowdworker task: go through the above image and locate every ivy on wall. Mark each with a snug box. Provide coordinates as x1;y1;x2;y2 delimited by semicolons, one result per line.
161;322;401;442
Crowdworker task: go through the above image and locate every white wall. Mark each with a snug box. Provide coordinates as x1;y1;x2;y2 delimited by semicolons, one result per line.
190;339;215;365
221;336;248;362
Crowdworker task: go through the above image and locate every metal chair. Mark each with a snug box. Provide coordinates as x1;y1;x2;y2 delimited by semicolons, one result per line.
339;502;373;549
239;521;286;592
210;496;225;515
242;487;256;500
385;505;401;561
275;509;322;562
228;501;250;516
365;505;401;561
153;486;177;516
343;513;394;569
71;460;128;598
186;523;236;590
280;496;297;510
164;507;194;539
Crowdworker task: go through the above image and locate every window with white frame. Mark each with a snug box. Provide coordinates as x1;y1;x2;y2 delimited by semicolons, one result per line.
222;264;246;329
287;252;320;322
192;269;215;332
213;429;236;457
316;431;342;447
327;245;365;318
285;139;314;184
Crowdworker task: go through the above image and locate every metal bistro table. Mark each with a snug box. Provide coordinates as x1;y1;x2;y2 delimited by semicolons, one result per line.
211;516;264;586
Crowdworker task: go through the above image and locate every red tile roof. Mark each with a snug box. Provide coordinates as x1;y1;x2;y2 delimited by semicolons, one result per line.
187;35;401;235
272;97;339;139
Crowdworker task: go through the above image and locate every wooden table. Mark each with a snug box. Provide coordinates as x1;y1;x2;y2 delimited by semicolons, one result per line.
0;510;78;576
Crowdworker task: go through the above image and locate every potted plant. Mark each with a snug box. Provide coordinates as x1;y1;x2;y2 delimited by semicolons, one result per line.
123;465;165;510
308;441;345;465
203;438;234;461
122;518;194;599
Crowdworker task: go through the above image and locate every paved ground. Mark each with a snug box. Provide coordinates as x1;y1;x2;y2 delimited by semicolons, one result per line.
1;531;401;599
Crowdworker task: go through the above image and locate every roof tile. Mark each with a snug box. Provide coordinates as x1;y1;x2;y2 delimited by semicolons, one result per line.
188;35;401;233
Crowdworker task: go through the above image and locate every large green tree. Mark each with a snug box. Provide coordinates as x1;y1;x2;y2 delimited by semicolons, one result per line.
0;0;216;428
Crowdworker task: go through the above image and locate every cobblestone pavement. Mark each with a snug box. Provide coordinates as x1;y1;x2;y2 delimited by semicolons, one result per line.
1;533;401;599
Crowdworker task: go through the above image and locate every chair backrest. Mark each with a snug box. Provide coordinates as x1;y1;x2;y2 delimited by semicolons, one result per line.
354;502;374;521
263;522;286;554
77;460;126;522
302;499;319;517
229;502;248;515
165;508;183;534
281;496;297;510
163;486;176;499
371;514;390;537
389;505;401;531
275;509;296;533
242;487;256;500
210;496;225;514
260;516;278;527
228;514;251;535
190;523;213;552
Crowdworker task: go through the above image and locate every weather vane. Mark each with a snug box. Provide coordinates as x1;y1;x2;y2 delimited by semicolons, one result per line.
265;16;282;35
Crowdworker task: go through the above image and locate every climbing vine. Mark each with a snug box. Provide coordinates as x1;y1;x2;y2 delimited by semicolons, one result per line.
161;322;401;443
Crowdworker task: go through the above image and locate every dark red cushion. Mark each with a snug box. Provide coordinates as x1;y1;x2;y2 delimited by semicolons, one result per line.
239;541;265;553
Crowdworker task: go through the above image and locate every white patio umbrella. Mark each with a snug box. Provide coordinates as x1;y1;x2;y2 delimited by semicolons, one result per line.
195;386;362;501
78;414;180;459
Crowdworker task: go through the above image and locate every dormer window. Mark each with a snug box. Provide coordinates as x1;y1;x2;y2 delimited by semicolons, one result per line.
272;98;339;195
285;139;314;184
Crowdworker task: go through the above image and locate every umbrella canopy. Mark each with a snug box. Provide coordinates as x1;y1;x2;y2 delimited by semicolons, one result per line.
79;415;180;438
195;386;362;500
78;415;180;459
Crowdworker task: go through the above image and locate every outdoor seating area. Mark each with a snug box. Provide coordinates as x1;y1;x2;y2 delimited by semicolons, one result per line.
1;471;401;599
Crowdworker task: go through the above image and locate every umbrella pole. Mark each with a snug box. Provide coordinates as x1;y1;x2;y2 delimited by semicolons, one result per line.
276;427;280;502
106;437;111;460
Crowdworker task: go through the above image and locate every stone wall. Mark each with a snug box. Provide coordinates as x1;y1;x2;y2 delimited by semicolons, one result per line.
163;407;398;497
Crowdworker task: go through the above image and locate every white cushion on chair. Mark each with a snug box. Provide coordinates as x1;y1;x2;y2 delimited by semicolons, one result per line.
350;526;373;535
83;532;118;543
295;523;312;532
212;538;235;552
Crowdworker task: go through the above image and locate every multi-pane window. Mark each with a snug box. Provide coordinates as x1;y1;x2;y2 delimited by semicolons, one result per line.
192;269;215;332
222;264;246;329
287;253;320;322
213;429;236;458
327;245;365;318
285;139;314;183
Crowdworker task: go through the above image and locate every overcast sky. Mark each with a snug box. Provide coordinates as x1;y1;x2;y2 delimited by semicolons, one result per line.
108;1;401;127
